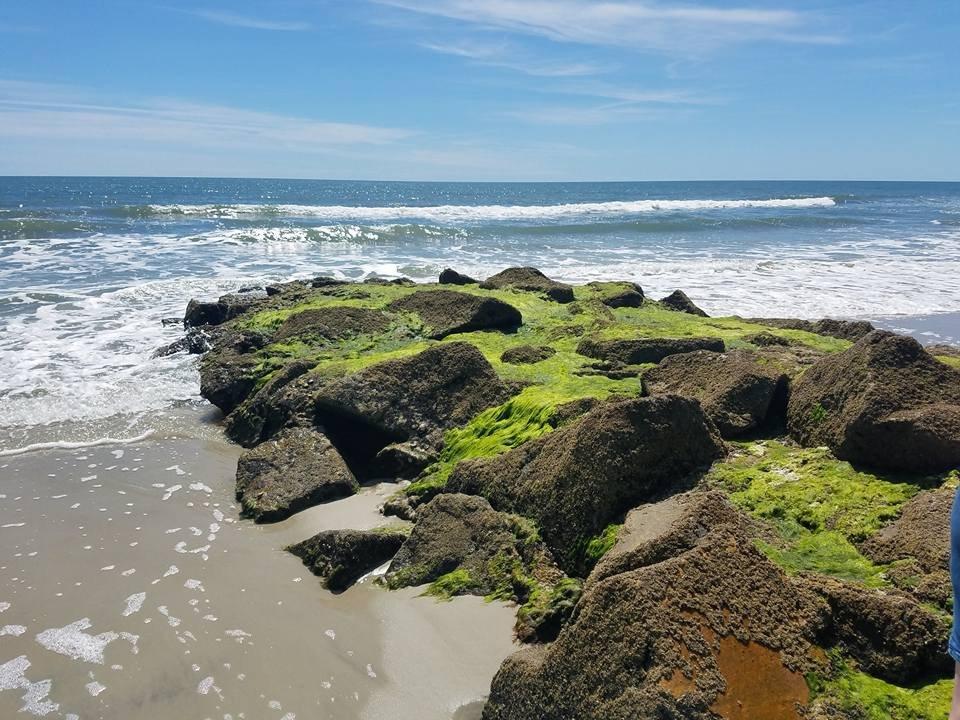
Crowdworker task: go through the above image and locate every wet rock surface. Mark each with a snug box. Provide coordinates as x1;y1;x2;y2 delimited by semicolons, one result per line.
184;289;268;328
288;527;408;592
388;289;522;339
223;359;317;447
586;281;645;308
235;428;358;522
576;336;725;365
788;330;960;471
480;267;575;304
642;349;788;438
447;396;726;570
199;330;270;415
386;494;557;591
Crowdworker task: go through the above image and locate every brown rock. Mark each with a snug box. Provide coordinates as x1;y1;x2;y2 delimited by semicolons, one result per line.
446;396;726;571
500;345;556;365
642;349;788;438
235;428;358;522
660;289;708;317
480;267;575;304
388;289;522;339
787;330;960;472
576;336;725;365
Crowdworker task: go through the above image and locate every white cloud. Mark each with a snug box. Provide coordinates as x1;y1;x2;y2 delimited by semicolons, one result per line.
421;40;610;76
377;0;842;52
505;102;691;125
0;80;411;150
186;9;311;32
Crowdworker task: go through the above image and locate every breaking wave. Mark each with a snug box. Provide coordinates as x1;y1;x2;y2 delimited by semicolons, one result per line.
107;197;838;223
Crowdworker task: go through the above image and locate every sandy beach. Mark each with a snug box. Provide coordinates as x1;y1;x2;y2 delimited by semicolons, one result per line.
0;433;517;720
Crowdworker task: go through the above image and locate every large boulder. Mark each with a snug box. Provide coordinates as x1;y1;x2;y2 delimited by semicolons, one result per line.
235;428;358;522
223;359;317;446
660;289;708;317
587;281;645;308
312;343;513;476
587;490;747;588
801;575;951;685
386;493;570;641
446;396;726;571
576;336;725;366
198;329;270;414
748;318;875;342
861;486;951;575
183;289;267;328
439;268;478;285
483;522;827;720
273;306;392;342
642;350;788;438
386;493;558;591
388;289;522;339
860;486;954;608
480;267;574;304
288;527;408;592
787;331;960;472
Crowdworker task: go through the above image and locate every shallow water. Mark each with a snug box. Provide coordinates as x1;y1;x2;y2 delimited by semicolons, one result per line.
0;437;518;720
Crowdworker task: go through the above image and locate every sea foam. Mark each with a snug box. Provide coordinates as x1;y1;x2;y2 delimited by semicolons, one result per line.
144;196;838;222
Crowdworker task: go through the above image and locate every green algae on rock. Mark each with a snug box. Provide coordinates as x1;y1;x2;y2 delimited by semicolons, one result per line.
446;395;726;573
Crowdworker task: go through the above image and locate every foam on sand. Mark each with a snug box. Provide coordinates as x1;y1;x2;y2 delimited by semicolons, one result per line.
122;592;146;617
34;618;125;665
0;431;155;458
0;656;60;717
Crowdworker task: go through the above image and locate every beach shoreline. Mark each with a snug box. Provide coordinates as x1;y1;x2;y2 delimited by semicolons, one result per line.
0;431;518;720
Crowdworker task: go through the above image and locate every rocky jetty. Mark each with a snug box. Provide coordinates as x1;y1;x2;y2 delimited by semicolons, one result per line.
170;268;960;720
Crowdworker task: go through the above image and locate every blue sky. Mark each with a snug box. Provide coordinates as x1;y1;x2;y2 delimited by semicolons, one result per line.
0;1;957;180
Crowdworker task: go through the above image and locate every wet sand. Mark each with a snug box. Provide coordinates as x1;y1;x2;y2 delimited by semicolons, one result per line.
0;437;518;720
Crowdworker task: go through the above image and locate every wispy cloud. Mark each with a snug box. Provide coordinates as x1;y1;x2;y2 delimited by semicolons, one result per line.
185;9;311;32
377;0;843;52
421;40;610;76
0;80;410;149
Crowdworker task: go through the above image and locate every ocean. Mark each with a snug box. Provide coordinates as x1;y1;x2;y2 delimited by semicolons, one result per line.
2;177;959;720
2;177;959;451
